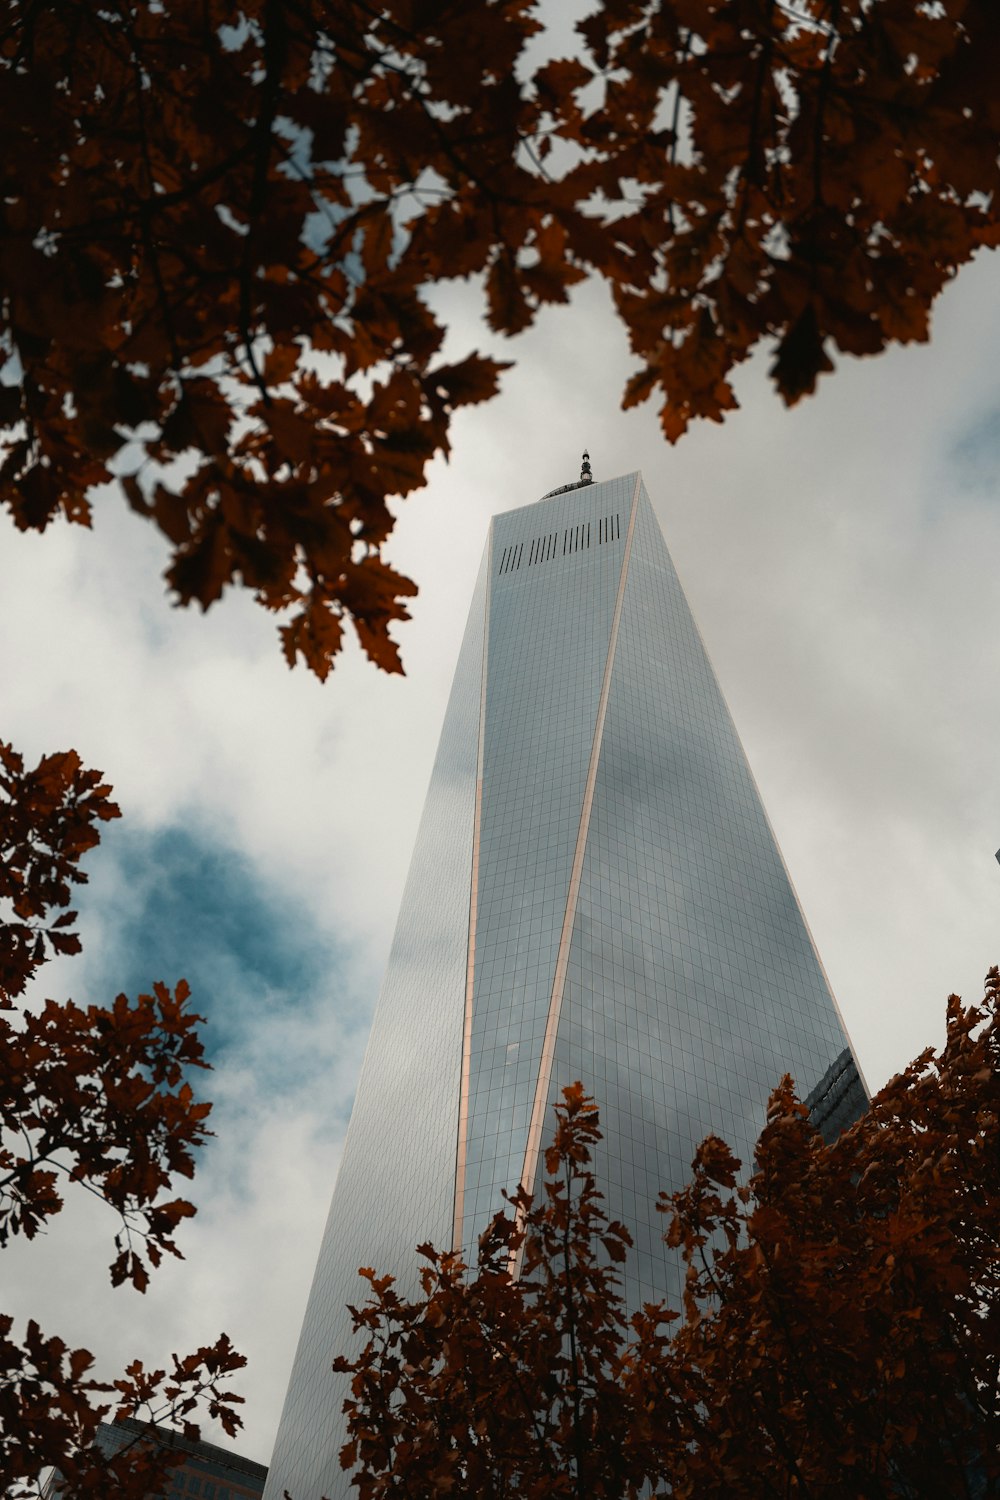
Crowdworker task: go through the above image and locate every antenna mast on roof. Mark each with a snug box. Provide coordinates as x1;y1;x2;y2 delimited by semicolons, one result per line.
539;451;595;500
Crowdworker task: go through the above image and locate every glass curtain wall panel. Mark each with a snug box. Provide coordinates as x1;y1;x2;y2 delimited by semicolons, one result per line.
263;473;865;1500
264;550;489;1500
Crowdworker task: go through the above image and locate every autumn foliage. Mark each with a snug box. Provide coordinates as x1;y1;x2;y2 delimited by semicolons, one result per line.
2;0;998;676
0;744;120;1006
0;743;244;1498
336;969;1000;1499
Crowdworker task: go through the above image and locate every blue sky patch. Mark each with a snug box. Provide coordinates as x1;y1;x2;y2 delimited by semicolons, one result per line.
73;822;363;1105
946;405;1000;497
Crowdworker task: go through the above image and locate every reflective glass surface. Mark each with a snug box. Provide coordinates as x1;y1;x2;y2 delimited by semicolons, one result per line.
264;476;863;1500
264;553;488;1500
550;484;859;1311
462;475;633;1247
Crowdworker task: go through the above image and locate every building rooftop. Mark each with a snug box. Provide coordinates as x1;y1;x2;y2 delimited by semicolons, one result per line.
541;450;593;499
103;1418;268;1483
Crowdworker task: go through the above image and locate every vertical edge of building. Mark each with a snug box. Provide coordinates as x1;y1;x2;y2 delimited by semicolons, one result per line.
262;547;490;1500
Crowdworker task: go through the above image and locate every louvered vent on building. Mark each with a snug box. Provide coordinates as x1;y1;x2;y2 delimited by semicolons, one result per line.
497;515;620;575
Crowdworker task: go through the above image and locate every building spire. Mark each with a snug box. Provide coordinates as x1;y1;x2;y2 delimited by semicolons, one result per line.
540;451;595;501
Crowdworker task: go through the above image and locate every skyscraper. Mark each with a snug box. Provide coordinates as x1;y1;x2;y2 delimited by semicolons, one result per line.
264;468;864;1500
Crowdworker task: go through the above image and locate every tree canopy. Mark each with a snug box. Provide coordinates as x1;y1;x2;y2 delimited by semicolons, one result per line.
336;969;1000;1499
3;0;998;676
0;743;244;1499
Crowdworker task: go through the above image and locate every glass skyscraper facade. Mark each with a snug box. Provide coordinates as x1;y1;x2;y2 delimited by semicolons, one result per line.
264;471;864;1500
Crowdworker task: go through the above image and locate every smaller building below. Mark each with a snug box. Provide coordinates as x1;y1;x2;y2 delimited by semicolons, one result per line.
45;1417;267;1500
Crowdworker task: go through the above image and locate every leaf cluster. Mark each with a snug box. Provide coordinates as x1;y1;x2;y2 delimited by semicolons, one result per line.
656;965;1000;1497
0;741;244;1498
337;970;1000;1498
0;981;210;1289
335;1083;668;1499
572;0;1000;441
4;1;997;677
0;0;523;677
0;1325;245;1500
0;742;120;1004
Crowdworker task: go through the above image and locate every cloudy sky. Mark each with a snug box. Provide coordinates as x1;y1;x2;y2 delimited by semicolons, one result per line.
3;239;999;1469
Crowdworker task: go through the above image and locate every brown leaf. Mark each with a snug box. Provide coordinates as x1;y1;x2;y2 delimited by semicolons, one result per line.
769;305;835;405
